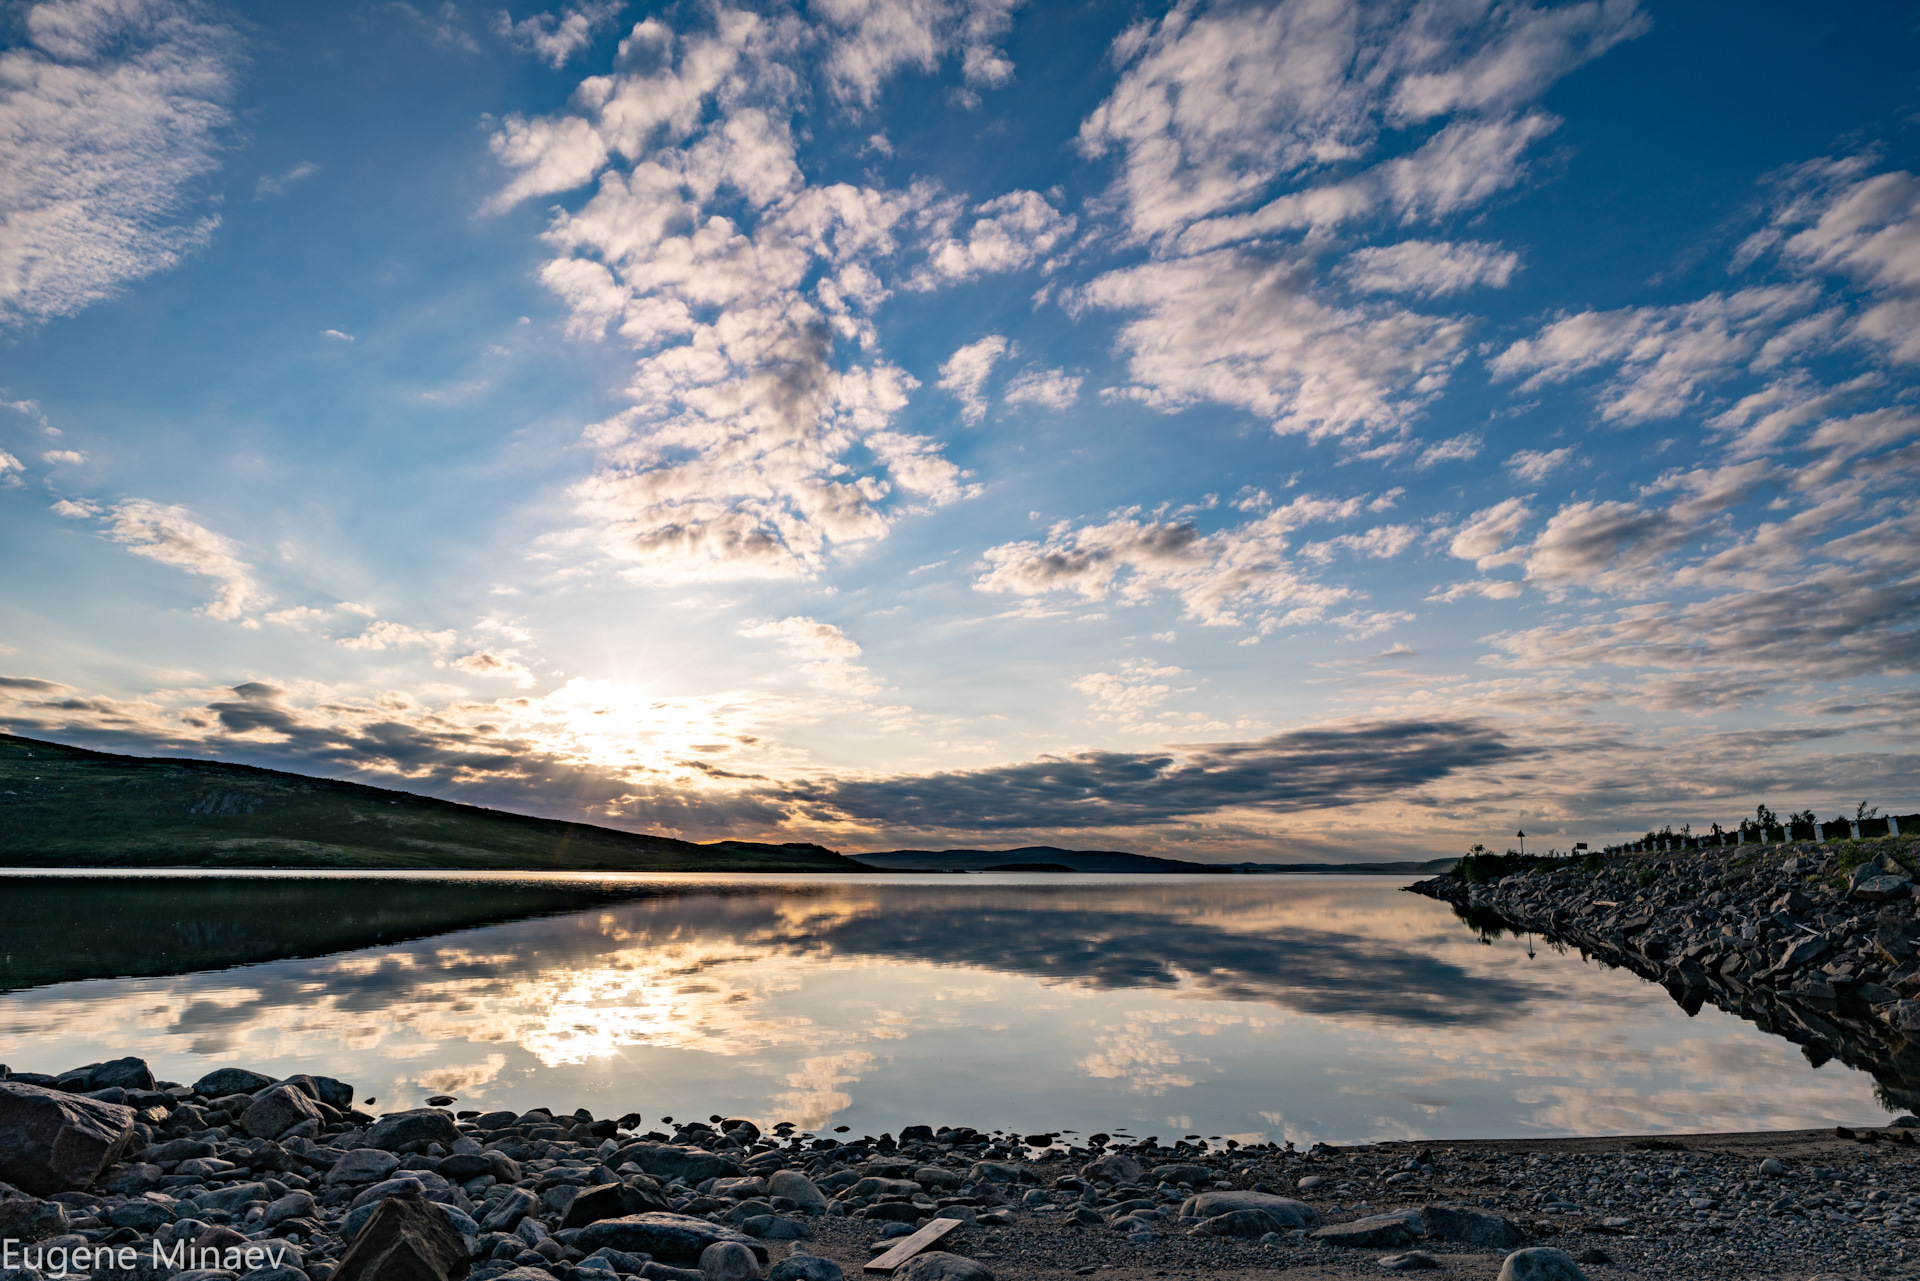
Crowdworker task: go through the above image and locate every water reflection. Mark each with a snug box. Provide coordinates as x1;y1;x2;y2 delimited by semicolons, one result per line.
0;873;1890;1143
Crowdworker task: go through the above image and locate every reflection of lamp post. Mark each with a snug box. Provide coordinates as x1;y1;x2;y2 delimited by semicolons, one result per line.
1516;829;1526;857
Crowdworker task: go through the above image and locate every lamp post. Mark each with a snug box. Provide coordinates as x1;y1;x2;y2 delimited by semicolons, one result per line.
1516;830;1526;857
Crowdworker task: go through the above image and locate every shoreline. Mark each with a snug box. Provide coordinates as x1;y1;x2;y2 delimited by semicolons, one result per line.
5;1062;1920;1281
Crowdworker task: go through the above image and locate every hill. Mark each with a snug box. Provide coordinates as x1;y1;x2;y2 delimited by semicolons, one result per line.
0;733;857;872
847;846;1226;873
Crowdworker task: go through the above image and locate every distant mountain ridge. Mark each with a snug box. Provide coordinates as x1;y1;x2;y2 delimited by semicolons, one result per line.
848;847;1459;874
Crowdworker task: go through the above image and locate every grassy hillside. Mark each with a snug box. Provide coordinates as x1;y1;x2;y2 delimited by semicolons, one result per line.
0;734;857;871
848;846;1224;872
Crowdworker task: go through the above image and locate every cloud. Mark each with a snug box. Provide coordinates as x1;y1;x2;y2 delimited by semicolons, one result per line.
911;189;1073;287
451;650;537;687
1415;432;1480;468
1072;247;1469;443
40;449;88;466
104;499;265;623
1505;446;1579;481
253;161;318;199
1490;285;1824;423
322;329;354;342
50;498;96;517
392;1;480;52
492;1;622;67
784;717;1525;831
1342;239;1519;298
1079;0;1643;245
337;620;458;652
936;334;1008;423
814;0;1025;109
1446;497;1533;568
490;8;975;582
1002;367;1082;411
975;496;1374;630
738;616;876;691
0;0;237;325
1073;659;1186;723
0;451;22;485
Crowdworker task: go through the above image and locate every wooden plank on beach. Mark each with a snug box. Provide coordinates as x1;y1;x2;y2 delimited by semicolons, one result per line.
862;1216;963;1274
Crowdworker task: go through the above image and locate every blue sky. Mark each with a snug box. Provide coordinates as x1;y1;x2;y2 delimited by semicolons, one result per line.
2;0;1917;860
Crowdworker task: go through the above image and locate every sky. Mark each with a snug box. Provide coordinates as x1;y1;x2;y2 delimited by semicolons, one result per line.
1;0;1917;862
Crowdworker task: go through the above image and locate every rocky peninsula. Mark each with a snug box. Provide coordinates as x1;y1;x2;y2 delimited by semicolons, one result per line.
1406;835;1920;1109
3;1057;1919;1281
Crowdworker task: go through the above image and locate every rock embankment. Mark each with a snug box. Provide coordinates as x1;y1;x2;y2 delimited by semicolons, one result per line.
2;1057;1919;1281
1407;838;1920;1100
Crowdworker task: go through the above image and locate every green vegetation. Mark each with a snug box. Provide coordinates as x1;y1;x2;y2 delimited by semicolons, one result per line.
0;733;858;872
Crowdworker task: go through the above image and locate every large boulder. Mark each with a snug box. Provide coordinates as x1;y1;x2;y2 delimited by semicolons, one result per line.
766;1171;827;1214
0;1080;136;1195
0;1190;70;1240
768;1255;841;1281
1422;1203;1524;1248
242;1086;325;1141
480;1187;537;1233
1178;1191;1316;1228
1498;1248;1586;1281
1078;1153;1143;1185
562;1183;672;1229
331;1190;470;1281
1312;1213;1419;1248
899;1255;992;1281
365;1110;460;1153
572;1214;768;1266
88;1058;157;1092
610;1145;742;1186
194;1069;277;1098
1188;1208;1291;1238
330;1149;404;1185
696;1241;758;1281
1148;1163;1212;1186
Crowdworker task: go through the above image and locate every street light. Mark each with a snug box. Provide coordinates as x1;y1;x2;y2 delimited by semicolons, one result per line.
1516;829;1526;857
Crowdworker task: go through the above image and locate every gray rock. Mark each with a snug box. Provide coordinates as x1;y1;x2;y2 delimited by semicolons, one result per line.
198;1182;273;1213
243;1086;325;1142
1499;1248;1586;1281
0;1080;136;1195
740;1216;809;1241
767;1256;840;1281
100;1162;164;1195
483;1188;539;1233
88;1058;157;1092
764;1172;825;1215
1148;1163;1211;1186
1188;1209;1290;1238
193;1070;277;1098
1422;1202;1523;1248
437;1155;494;1183
0;1192;69;1240
1312;1214;1418;1249
610;1147;741;1187
696;1242;758;1281
364;1110;460;1153
265;1192;319;1228
709;1179;765;1201
848;1178;920;1200
563;1184;672;1229
330;1191;470;1281
1380;1252;1440;1272
1758;1158;1786;1177
352;1177;431;1211
330;1150;403;1186
898;1255;991;1281
1077;1154;1142;1185
106;1200;174;1232
572;1215;767;1266
1177;1191;1316;1228
240;1268;308;1281
965;1162;1026;1185
1854;875;1911;903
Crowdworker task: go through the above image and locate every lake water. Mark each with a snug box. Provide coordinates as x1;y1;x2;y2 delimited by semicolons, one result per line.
0;872;1894;1143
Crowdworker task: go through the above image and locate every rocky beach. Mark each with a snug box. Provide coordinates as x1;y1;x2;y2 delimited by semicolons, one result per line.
1;1053;1917;1281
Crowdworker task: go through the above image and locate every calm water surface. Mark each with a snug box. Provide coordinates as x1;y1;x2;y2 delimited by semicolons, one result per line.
0;872;1892;1143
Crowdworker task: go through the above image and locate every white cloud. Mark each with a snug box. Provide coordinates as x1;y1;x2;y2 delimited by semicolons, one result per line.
1414;432;1480;468
0;0;236;325
1504;446;1579;481
975;496;1370;630
0;450;21;486
814;0;1025;109
739;615;876;691
451;650;538;687
493;2;623;67
41;449;88;466
1002;367;1082;411
50;497;96;517
937;334;1009;422
912;189;1073;287
104;498;265;623
1074;659;1186;722
322;328;354;342
1073;247;1469;443
489;8;975;583
263;605;334;630
1342;239;1519;298
337;619;458;652
253;161;317;199
1490;285;1824;423
1447;497;1533;568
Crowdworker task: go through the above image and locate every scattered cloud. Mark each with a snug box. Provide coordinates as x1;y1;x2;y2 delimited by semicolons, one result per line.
1505;446;1580;481
912;189;1073;288
938;334;1009;424
739;616;877;691
1342;239;1519;298
492;1;622;68
1074;659;1187;723
337;620;459;652
322;329;354;343
0;0;237;325
1002;367;1082;411
451;650;537;687
104;499;265;623
254;161;318;199
1415;432;1480;468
